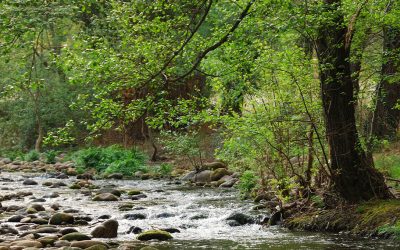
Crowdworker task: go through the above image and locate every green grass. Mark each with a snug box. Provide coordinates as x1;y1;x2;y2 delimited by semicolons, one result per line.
375;154;400;179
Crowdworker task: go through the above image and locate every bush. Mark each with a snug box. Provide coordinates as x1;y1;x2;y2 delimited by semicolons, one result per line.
238;170;258;196
44;150;58;164
25;150;40;162
0;149;24;161
154;163;174;176
104;158;148;176
160;131;204;170
72;145;147;176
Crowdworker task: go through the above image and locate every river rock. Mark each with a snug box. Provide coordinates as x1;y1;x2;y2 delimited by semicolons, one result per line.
71;240;109;249
106;173;124;179
0;225;18;235
8;215;24;222
123;213;146;220
23;179;38;185
37;235;58;247
210;168;230;181
29;204;45;212
31;218;48;224
10;240;42;248
60;228;78;235
93;193;119;201
127;189;142;195
226;212;254;226
86;244;109;250
181;171;196;181
49;212;74;225
96;188;121;197
60;232;91;241
155;212;175;218
91;219;118;238
219;177;238;188
137;230;173;241
193;170;212;183
161;228;181;233
35;227;59;234
127;226;142;234
202;161;227;170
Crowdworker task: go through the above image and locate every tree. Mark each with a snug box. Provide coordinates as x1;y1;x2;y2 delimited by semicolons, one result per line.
372;1;400;140
315;0;392;201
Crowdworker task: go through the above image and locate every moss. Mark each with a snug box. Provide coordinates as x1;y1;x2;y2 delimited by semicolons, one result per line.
285;199;400;240
378;222;400;240
137;230;173;241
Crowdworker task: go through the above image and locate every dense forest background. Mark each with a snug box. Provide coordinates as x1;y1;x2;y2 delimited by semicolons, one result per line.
0;0;399;203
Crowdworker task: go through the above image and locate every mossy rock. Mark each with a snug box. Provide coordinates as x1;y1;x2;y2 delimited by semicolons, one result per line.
49;212;74;225
210;168;230;181
26;207;38;214
69;183;82;189
127;189;142;195
60;232;91;241
71;240;109;249
92;193;119;201
137;230;173;241
86;244;109;250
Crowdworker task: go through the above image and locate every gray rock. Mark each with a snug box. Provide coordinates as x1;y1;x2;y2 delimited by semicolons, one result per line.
193;170;212;183
23;179;38;185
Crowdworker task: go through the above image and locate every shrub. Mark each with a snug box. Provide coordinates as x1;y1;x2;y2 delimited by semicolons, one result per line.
44;150;58;164
0;149;24;161
238;170;258;196
104;158;148;176
160;131;204;170
25;150;40;162
154;163;174;176
72;145;147;175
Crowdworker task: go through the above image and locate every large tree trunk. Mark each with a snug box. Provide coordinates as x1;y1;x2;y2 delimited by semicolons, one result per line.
316;0;392;202
372;26;400;139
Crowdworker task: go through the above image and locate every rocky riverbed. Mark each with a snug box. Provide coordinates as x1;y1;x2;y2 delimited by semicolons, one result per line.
0;159;398;249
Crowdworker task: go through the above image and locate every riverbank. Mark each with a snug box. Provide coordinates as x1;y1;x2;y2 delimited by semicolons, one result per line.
284;199;400;240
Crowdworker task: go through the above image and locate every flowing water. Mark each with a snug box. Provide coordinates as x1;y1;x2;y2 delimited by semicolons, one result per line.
0;172;398;249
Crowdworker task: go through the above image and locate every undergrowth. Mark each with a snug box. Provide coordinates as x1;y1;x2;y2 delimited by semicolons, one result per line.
72;145;147;176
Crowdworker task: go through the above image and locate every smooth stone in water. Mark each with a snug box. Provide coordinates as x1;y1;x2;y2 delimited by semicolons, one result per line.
60;232;91;241
123;213;146;220
92;193;119;201
49;213;74;225
137;230;173;241
91;219;118;238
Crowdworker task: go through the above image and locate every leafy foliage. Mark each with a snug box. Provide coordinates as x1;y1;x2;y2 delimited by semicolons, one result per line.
72;145;146;175
24;150;40;162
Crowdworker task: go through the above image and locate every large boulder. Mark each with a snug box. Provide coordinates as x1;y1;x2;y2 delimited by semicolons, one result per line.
137;230;173;241
210;168;230;181
181;171;196;181
202;161;227;170
92;193;119;201
49;212;74;225
91;219;118;238
193;170;212;183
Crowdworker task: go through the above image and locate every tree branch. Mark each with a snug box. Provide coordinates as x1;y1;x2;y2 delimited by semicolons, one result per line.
171;0;256;82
